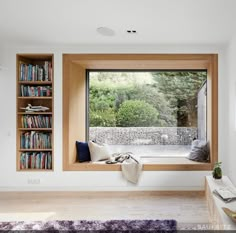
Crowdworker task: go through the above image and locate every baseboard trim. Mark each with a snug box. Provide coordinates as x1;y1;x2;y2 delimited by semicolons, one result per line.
0;186;204;192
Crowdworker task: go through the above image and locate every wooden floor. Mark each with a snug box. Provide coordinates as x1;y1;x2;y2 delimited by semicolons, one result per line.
0;191;209;228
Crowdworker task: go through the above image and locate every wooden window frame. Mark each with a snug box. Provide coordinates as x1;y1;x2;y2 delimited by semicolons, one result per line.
63;54;218;171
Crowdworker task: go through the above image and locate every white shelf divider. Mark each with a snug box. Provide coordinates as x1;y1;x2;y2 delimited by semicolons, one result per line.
205;176;236;230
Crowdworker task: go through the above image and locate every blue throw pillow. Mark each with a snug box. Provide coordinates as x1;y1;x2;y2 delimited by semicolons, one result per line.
76;141;91;162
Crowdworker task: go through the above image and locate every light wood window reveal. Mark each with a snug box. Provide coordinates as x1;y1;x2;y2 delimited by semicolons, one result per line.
63;54;218;171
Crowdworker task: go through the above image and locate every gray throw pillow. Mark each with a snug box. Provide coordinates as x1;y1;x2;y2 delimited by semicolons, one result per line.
188;141;210;162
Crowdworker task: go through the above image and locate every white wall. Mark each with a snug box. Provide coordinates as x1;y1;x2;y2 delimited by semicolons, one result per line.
226;35;236;186
0;44;228;191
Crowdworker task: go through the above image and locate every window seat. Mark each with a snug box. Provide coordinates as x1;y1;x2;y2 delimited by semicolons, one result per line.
67;157;211;171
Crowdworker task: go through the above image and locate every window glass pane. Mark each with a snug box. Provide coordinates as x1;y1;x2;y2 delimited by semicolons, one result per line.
88;71;207;157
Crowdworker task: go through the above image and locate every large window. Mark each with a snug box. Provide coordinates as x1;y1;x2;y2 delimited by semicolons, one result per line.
88;71;207;158
63;54;218;171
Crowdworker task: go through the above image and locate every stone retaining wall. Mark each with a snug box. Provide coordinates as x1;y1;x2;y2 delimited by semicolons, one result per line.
89;127;197;145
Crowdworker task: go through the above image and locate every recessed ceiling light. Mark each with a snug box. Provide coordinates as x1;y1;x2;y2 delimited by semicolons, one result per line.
97;27;115;36
127;30;137;34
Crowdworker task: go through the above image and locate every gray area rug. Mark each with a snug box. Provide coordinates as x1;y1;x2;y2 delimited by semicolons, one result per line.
0;219;177;232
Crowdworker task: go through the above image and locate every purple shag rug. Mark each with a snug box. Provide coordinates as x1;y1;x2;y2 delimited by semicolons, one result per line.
0;219;177;232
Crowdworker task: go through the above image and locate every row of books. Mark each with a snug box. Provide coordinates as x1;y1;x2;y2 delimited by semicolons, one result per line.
20;131;52;149
20;61;52;81
21;115;52;128
20;152;52;169
20;85;52;97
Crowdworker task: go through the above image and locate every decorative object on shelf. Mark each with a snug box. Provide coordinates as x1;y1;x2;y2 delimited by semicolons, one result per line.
212;161;222;179
213;186;236;203
222;207;236;223
21;104;49;112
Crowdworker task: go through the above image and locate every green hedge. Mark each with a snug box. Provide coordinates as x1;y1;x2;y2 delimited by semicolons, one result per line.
116;100;158;127
90;109;116;127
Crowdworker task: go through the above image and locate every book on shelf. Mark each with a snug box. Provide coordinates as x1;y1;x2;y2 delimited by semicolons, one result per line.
21;115;52;128
20;61;52;81
44;61;49;81
20;151;52;169
20;131;52;149
20;85;52;97
213;186;236;203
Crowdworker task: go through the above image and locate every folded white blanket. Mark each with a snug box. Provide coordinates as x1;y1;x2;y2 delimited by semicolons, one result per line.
106;152;143;184
121;155;143;184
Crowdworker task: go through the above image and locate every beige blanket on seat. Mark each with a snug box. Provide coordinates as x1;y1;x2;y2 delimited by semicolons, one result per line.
106;152;143;184
121;155;143;184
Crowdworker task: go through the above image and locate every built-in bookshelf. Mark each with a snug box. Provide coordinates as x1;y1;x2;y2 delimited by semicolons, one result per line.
16;54;54;171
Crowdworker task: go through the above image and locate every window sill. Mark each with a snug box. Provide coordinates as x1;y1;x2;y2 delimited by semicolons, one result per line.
63;157;213;171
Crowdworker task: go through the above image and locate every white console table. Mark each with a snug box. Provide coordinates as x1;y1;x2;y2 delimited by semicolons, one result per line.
205;176;236;230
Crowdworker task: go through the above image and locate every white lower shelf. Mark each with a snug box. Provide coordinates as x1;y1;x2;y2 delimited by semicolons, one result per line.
205;176;236;230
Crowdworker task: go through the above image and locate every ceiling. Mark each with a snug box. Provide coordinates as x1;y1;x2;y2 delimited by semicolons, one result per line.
0;0;236;47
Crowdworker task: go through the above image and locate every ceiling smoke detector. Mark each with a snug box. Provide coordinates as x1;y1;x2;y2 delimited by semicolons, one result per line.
96;27;115;36
127;30;137;34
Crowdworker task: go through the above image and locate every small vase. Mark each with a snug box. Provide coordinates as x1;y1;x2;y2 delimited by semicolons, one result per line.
212;167;222;179
212;162;222;179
